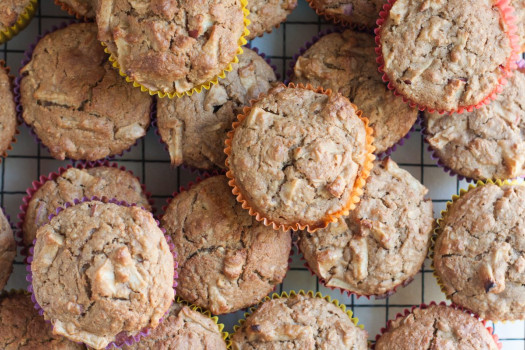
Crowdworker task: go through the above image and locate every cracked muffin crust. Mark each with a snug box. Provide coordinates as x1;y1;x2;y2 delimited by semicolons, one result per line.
0;210;15;291
374;304;500;350
434;183;525;321
19;22;152;161
379;0;515;112
161;176;291;315
247;0;297;39
227;84;371;231
513;0;525;52
96;0;245;94
0;0;33;31
0;63;17;158
56;0;96;18
0;292;85;350
309;0;385;28
31;200;175;349
230;293;367;349
157;48;277;171
298;158;434;296
292;29;418;154
122;301;226;350
423;66;525;181
22;166;152;247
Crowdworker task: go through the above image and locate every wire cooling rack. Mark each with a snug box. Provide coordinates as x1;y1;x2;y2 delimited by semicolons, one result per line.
2;1;524;348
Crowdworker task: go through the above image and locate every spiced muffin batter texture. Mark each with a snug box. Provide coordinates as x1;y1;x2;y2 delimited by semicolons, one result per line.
309;0;385;28
162;176;291;315
56;0;96;18
0;210;15;291
19;22;151;161
247;0;297;39
157;48;277;171
31;201;174;349
513;0;525;52
0;64;17;158
434;184;525;321
0;0;33;31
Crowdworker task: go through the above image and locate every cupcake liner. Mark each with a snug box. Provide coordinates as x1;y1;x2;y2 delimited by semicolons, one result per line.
228;289;365;348
102;0;251;99
0;61;20;162
13;21;152;162
53;0;94;21
0;0;38;45
175;297;229;342
305;0;371;31
26;196;178;349
371;301;502;350
285;28;416;159
224;82;376;233
374;0;521;114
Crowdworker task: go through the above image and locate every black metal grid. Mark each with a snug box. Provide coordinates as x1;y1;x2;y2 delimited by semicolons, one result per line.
1;0;524;348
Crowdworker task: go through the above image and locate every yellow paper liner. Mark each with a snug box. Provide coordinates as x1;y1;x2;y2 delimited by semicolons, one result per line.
228;289;364;349
102;0;250;99
224;82;376;233
0;0;38;45
175;297;229;343
430;178;524;322
53;0;94;21
0;61;19;163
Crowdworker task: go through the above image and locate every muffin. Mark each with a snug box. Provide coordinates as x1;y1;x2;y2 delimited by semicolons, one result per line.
292;29;418;154
55;0;95;19
230;292;367;349
21;165;152;247
225;84;374;231
377;0;517;112
122;301;227;350
298;158;434;296
423;65;525;181
247;0;297;39
0;0;36;43
434;183;525;321
0;62;17;159
513;0;525;52
0;291;85;349
0;210;15;290
19;22;152;161
96;0;246;95
161;175;291;315
374;303;500;350
31;200;174;349
157;48;277;171
308;0;384;28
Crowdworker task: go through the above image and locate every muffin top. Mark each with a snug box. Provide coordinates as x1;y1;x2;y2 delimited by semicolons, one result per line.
22;166;151;246
379;0;514;112
230;293;367;350
299;158;433;296
513;0;525;52
122;302;226;350
96;0;245;94
434;183;525;321
423;67;525;181
247;0;297;39
228;85;371;230
0;292;85;350
292;29;418;154
19;22;151;161
161;176;291;315
157;48;277;171
309;0;385;28
375;304;499;350
0;64;17;157
31;201;174;349
0;209;15;291
56;0;95;18
0;0;33;30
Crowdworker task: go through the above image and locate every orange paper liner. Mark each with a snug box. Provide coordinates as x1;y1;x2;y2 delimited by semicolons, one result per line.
374;0;521;114
0;0;38;44
305;0;373;31
53;0;94;21
0;61;19;163
228;290;365;349
102;0;250;99
224;82;375;233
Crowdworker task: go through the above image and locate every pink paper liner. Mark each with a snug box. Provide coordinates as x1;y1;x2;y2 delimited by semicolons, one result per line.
16;160;155;261
374;0;521;114
26;196;178;349
371;301;502;350
13;21;153;162
285;27;417;158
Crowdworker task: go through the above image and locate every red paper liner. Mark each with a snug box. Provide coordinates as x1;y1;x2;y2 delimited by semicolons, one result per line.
374;0;521;114
0;61;20;163
26;196;178;349
224;82;376;233
53;0;95;21
371;301;502;349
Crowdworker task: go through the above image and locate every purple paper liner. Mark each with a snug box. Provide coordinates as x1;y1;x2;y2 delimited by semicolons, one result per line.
285;27;416;159
26;196;178;349
13;20;153;163
152;45;279;174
